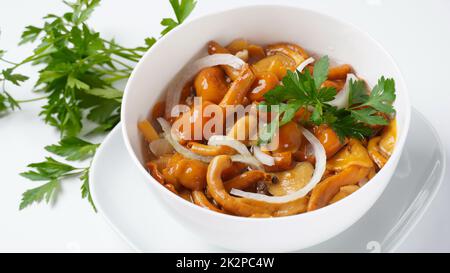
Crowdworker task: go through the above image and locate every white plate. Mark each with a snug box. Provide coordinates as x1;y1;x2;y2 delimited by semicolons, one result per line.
90;108;445;252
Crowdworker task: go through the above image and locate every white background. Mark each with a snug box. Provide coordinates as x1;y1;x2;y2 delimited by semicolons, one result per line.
0;0;449;252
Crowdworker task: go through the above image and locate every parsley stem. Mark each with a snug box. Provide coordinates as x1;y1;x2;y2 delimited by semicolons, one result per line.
101;39;142;56
93;68;130;77
7;53;51;71
16;96;48;103
0;57;19;66
57;170;87;179
110;57;134;70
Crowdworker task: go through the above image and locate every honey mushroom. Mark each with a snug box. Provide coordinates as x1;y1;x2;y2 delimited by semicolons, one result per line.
162;153;208;191
307;166;369;211
219;64;256;107
187;142;236;156
223;170;270;192
308;139;374;211
206;155;308;217
194;67;229;104
207;41;241;80
192;191;224;213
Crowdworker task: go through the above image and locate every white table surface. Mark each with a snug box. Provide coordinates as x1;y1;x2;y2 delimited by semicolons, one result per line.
0;0;449;252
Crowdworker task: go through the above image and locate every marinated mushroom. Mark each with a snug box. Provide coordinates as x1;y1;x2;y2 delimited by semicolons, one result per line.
226;114;258;145
328;64;352;80
187;142;236;156
162;153;208;191
248;71;279;101
219;64;256;107
368;136;388;169
307;166;370;211
194;67;229;104
207;41;241;81
268;162;314;196
266;43;309;66
329;185;360;204
192;190;224;213
224;170;270;192
271;121;303;153
326;139;374;171
313;125;346;159
207;155;308;217
253;53;297;79
264;151;293;172
379;119;397;157
173;100;218;141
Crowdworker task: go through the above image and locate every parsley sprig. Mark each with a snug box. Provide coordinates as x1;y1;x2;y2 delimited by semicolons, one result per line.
0;50;30;113
5;0;197;211
19;137;98;210
260;56;396;142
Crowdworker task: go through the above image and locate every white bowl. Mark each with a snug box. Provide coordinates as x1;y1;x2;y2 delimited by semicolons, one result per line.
121;5;411;252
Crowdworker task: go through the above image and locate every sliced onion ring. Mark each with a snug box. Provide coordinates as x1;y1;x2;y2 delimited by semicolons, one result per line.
329;73;358;109
208;135;251;156
165;54;245;117
252;146;275;166
296;57;315;72
230;155;263;171
157;118;212;163
208;135;263;170
230;127;326;203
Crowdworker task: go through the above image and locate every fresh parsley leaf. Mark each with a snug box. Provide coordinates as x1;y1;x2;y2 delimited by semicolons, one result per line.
66;75;90;90
313;55;329;88
19;155;92;210
329;114;373;141
311;102;323;124
19;179;60;210
20;157;79;181
144;37;157;48
347;77;395;127
161;0;197;35
160;18;179;36
2;69;29;86
279;101;302;126
80;168;97;212
64;0;101;25
363;76;396;114
0;93;7;113
19;25;42;45
169;0;197;24
0;91;21;113
318;86;337;102
45;137;99;161
350;108;388;126
348;78;368;105
83;87;122;101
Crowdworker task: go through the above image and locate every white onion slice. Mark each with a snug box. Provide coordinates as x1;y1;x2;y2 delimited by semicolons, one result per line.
165;54;246;117
208;135;263;170
230;155;264;171
253;146;275;166
208;135;251;156
230;127;326;203
156;118;212;163
149;138;174;157
328;73;358;109
296;57;315;72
